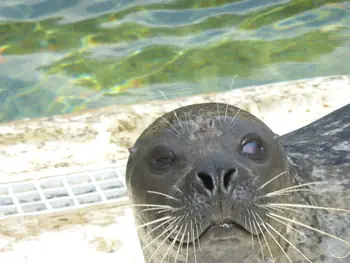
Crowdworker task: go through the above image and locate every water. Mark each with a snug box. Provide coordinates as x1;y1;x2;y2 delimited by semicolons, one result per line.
0;0;349;123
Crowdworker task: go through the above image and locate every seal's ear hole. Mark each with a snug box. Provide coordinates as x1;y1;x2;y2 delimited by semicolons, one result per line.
128;146;137;154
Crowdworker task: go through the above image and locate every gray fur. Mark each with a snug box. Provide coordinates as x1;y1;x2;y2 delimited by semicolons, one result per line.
281;104;350;263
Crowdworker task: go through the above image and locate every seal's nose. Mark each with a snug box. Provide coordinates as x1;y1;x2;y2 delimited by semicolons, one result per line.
196;168;237;193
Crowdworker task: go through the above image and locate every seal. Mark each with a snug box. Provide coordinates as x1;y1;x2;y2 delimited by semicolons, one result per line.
126;102;350;263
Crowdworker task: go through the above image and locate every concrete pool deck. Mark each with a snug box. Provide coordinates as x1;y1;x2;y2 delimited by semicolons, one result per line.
0;74;350;262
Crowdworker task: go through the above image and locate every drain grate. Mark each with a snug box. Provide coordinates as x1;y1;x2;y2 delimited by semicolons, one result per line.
0;162;128;219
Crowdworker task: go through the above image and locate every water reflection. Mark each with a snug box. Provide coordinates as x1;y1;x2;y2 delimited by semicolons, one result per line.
0;0;349;122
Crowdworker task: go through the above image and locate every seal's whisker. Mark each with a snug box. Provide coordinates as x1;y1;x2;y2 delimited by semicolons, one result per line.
160;225;184;263
247;216;255;249
267;212;350;259
186;227;190;263
208;206;216;221
224;74;238;125
146;208;179;214
131;203;175;209
180;221;189;256
147;216;184;257
172;185;184;195
147;190;180;201
274;188;314;194
160;116;180;137
141;207;170;213
266;203;350;213
155;208;182;214
261;181;329;197
167;227;184;263
145;216;178;238
144;216;181;244
184;111;189;132
346;215;350;223
197;214;204;237
265;213;306;242
251;215;265;261
252;212;274;262
258;171;287;190
191;220;198;263
255;214;293;263
144;220;178;252
265;221;312;263
174;222;188;263
252;175;259;184
194;217;202;252
253;203;281;214
258;204;303;215
141;205;181;213
228;108;241;130
259;188;314;199
148;217;184;262
157;90;183;130
217;103;223;128
136;215;173;229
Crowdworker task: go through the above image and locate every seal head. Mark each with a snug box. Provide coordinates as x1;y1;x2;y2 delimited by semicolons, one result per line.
126;102;294;263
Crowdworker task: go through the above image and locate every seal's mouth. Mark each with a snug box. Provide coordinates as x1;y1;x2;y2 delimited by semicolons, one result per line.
200;219;255;238
170;219;260;247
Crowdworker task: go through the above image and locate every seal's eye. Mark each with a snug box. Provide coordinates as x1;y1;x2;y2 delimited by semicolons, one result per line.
241;139;265;161
148;146;175;175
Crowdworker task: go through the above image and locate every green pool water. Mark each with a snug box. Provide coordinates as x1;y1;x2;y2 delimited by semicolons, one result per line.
0;0;349;123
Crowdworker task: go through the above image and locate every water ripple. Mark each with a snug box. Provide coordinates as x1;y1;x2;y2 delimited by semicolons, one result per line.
0;0;349;122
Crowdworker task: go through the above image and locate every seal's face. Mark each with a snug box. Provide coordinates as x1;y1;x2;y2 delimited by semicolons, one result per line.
126;103;293;263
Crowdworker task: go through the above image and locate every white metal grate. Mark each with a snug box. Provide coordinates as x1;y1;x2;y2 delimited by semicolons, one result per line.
0;162;128;219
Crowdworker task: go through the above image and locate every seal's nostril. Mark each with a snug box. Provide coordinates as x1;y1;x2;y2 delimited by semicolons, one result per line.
197;172;214;192
223;168;236;189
